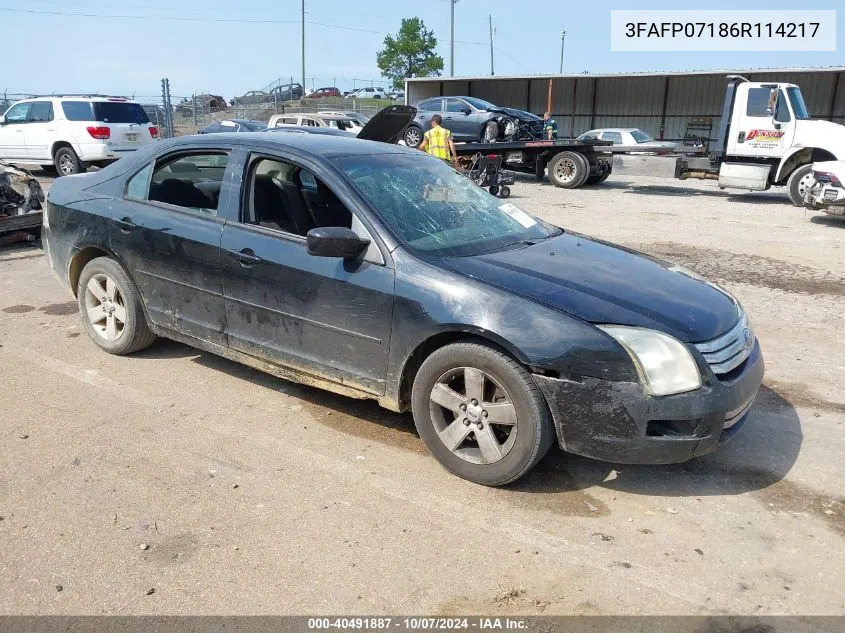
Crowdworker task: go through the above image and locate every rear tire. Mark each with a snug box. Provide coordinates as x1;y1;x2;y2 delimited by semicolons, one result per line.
547;151;589;188
54;146;84;177
411;341;555;486
77;257;156;355
499;185;511;198
787;164;814;206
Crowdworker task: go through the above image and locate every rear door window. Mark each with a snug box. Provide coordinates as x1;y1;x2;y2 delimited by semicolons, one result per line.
125;152;230;216
27;101;54;122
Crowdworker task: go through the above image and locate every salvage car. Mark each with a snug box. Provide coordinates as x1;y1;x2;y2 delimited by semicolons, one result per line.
42;105;764;486
1;160;44;234
577;128;679;153
803;160;845;216
404;96;544;147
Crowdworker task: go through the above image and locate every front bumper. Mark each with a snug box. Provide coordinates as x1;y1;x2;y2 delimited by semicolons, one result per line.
805;182;845;215
534;340;764;464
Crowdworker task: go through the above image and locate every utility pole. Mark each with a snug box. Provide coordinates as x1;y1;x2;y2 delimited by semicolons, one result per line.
488;15;494;76
301;0;306;92
559;28;566;74
450;0;458;76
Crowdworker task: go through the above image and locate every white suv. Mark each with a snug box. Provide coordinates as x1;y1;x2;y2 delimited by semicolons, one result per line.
351;87;386;100
0;96;158;176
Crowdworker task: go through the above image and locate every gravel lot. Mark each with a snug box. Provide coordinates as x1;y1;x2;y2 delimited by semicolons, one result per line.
1;171;843;615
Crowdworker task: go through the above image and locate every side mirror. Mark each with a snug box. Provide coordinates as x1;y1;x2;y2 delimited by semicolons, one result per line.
306;227;370;259
461;108;471;115
0;115;5;125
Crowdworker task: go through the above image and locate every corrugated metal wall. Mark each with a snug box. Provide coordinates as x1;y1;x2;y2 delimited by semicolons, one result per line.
406;70;844;141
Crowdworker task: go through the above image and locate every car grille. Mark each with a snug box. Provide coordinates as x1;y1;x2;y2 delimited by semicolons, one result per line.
693;311;754;376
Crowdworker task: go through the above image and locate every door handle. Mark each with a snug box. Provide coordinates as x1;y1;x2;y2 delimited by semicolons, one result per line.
737;132;746;143
445;116;453;120
228;248;263;267
116;217;137;232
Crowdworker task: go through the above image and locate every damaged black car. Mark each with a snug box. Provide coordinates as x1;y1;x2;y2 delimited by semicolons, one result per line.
404;96;544;147
41;105;763;486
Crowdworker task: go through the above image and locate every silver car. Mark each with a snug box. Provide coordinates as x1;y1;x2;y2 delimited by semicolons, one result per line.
577;128;679;153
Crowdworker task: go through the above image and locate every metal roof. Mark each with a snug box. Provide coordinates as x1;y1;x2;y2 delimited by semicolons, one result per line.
405;66;845;83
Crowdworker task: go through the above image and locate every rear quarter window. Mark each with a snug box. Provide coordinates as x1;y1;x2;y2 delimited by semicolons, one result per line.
93;102;150;124
61;101;95;121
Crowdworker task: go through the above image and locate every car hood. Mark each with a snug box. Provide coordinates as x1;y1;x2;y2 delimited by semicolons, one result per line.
357;105;417;143
488;107;542;122
440;232;740;342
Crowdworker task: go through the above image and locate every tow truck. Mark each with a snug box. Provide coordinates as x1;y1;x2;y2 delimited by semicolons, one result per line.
447;76;845;204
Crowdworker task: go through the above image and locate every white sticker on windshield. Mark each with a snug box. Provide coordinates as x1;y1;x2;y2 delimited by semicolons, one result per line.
499;203;537;229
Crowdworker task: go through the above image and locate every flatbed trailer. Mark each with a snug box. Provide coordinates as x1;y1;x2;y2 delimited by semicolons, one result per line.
452;138;614;189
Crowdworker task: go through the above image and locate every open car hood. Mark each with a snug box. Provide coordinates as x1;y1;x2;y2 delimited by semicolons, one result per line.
357;105;417;143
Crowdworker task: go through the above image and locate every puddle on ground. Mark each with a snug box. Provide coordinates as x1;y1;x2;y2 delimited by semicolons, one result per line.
39;301;78;316
637;242;845;297
2;305;35;314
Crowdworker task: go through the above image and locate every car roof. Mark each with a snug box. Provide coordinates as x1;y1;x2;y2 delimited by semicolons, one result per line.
156;131;417;159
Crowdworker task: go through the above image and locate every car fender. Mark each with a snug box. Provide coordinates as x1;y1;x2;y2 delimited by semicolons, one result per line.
383;253;636;410
776;146;839;182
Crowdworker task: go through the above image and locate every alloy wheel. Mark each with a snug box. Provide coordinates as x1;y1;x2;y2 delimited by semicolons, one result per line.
83;273;127;341
428;366;518;465
404;127;421;146
58;154;76;175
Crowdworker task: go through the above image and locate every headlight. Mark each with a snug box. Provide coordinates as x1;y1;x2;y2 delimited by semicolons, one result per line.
597;325;702;396
504;120;516;136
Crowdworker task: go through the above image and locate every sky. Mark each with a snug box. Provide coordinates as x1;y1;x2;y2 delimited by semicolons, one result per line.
0;0;842;101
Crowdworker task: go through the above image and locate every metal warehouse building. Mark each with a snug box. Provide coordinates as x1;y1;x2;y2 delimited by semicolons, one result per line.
405;67;845;142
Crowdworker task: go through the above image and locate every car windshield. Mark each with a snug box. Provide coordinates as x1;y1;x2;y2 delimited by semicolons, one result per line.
335;153;561;257
786;87;810;120
92;102;150;124
463;97;497;111
630;129;654;143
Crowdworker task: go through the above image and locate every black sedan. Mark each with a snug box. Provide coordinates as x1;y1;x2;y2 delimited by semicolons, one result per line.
42;108;764;486
404;96;544;147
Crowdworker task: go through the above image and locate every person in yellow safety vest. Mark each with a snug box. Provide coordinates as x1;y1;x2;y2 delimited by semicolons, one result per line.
419;114;458;166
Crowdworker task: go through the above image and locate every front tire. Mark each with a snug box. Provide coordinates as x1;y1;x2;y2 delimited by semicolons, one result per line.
54;146;85;177
482;120;498;143
77;257;156;355
787;164;814;206
403;125;422;148
411;342;554;486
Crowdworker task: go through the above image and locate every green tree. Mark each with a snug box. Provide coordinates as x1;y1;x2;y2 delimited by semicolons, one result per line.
377;18;444;90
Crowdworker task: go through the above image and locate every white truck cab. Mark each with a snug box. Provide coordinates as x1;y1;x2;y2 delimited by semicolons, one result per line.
676;76;845;205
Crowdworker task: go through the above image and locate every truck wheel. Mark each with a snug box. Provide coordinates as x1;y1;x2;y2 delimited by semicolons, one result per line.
548;151;589;188
498;186;511;198
411;341;555;486
787;164;814;206
54;147;85;177
77;257;156;355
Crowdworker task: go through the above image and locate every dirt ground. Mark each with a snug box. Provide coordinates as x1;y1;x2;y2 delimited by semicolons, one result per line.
0;171;843;616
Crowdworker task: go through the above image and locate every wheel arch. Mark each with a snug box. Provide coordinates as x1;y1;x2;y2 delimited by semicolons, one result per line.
51;139;81;159
68;245;129;298
775;147;838;183
395;327;533;412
